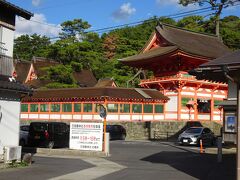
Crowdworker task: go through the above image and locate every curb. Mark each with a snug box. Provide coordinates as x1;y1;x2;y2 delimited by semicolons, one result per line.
23;147;108;158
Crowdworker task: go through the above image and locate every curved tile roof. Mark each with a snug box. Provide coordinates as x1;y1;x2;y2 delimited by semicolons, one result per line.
120;23;231;63
22;87;169;102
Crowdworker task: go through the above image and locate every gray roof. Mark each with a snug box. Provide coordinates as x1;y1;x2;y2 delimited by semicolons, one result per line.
0;75;33;94
155;24;230;59
0;0;33;20
200;50;240;67
120;23;231;63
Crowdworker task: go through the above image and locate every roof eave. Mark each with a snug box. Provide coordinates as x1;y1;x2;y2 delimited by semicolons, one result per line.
0;0;33;19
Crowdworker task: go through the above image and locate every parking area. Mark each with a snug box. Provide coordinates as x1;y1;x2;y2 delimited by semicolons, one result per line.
0;140;236;180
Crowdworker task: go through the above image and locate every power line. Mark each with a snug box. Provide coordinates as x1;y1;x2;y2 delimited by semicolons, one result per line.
16;2;240;40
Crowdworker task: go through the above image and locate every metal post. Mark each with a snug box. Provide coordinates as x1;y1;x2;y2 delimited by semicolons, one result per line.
217;136;222;163
105;132;110;156
103;97;107;153
237;83;240;180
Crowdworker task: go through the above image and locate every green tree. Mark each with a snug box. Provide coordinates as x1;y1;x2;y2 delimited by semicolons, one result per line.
177;16;205;32
43;64;75;84
14;34;50;60
59;18;91;41
179;0;240;36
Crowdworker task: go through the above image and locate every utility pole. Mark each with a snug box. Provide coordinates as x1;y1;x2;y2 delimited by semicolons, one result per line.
237;83;240;180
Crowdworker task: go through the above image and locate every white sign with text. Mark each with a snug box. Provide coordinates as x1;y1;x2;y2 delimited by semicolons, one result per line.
70;122;103;151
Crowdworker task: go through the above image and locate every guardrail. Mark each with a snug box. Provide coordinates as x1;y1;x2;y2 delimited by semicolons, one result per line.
153;131;177;141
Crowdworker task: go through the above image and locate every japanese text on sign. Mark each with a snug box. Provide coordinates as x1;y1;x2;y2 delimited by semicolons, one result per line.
69;122;103;151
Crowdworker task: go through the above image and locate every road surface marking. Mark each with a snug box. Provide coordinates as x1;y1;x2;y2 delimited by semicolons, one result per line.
49;157;126;180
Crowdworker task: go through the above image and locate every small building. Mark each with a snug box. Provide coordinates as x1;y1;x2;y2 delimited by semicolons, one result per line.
20;87;168;123
0;0;33;76
120;23;230;122
196;50;240;143
13;57;98;88
0;0;33;158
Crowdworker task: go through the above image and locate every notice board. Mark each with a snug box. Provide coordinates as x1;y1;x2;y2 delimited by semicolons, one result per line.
70;122;103;151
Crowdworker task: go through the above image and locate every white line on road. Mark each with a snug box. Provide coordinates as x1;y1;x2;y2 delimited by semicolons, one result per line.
49;157;126;180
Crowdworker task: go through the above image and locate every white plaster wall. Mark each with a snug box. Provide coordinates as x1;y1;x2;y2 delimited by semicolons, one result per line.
0;100;20;148
106;115;119;121
2;27;14;57
154;115;164;120
119;115;131;121
143;115;154;120
165;96;178;111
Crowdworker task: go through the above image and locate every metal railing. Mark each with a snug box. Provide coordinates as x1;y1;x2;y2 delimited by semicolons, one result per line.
153;131;177;141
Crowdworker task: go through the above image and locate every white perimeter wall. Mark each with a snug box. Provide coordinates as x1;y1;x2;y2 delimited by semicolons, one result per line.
1;27;14;57
0;99;20;154
165;96;177;112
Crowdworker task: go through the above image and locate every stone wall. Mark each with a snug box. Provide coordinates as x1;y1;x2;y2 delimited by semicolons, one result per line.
108;121;222;141
22;119;222;141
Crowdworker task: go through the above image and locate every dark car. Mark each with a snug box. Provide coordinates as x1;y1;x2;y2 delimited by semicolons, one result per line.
28;122;69;148
106;125;126;140
19;125;30;146
178;127;215;146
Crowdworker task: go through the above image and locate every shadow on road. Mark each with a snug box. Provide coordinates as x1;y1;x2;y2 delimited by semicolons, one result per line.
141;150;235;180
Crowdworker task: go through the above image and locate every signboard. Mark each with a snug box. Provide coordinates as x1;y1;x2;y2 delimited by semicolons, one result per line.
70;122;103;151
225;115;236;133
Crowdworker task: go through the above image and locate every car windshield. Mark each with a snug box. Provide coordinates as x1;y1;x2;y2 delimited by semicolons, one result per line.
31;123;47;132
185;128;202;134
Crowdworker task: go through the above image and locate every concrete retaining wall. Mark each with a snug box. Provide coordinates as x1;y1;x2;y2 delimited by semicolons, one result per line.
108;121;222;140
21;120;222;141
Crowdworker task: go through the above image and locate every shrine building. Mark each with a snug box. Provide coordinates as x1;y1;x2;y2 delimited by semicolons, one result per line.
20;87;168;123
119;23;231;122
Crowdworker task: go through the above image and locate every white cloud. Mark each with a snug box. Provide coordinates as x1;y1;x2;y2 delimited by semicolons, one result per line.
32;0;42;7
112;3;136;21
15;13;62;38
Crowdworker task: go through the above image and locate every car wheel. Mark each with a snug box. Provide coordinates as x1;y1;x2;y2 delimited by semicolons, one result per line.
20;139;26;147
47;141;54;149
121;134;126;140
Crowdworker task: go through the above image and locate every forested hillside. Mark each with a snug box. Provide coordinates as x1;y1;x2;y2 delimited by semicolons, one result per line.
13;16;240;88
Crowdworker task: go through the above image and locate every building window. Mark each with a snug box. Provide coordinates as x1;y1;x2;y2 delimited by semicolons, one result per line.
132;104;142;113
30;104;38;112
21;104;28;112
51;104;60;112
120;104;130;113
155;104;163;113
107;103;118;113
62;103;72;112
197;99;210;113
83;103;92;112
40;104;49;112
144;104;153;113
74;103;81;112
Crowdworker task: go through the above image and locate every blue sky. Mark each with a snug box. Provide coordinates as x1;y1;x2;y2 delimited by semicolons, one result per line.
8;0;240;38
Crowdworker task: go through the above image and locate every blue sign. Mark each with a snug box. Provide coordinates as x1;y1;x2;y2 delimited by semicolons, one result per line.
226;116;236;132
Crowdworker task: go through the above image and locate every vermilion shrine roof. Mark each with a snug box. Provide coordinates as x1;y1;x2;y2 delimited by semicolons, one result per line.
119;23;231;66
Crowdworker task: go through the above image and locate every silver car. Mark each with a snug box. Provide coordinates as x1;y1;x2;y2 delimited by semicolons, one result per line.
178;127;215;146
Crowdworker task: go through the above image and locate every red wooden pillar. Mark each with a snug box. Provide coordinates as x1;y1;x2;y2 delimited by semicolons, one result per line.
177;88;182;121
210;91;214;121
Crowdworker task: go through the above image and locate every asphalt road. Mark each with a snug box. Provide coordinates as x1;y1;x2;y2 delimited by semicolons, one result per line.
98;141;236;180
0;141;236;180
0;156;94;180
